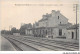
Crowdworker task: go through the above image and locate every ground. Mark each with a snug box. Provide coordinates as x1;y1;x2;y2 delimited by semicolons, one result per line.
1;34;79;51
1;36;16;51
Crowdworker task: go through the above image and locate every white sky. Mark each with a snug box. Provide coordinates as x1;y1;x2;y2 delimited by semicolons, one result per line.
0;0;79;30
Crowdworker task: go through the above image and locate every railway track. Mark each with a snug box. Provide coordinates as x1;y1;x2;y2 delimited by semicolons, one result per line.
7;37;55;51
34;39;79;49
22;38;79;51
7;38;23;51
4;37;39;51
6;36;79;51
24;37;79;49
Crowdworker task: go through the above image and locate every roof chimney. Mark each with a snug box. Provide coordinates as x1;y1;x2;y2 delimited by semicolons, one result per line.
52;10;56;13
51;10;56;17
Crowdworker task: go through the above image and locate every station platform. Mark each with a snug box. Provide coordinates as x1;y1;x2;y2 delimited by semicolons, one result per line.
1;36;16;51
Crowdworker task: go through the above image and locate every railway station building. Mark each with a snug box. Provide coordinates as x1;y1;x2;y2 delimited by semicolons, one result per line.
25;10;79;41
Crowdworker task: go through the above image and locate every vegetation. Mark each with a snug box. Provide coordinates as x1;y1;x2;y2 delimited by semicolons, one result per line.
1;23;32;35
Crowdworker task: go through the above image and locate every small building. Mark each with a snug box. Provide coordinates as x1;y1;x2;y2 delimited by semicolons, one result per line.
25;23;33;36
25;28;33;36
67;24;79;40
53;23;72;39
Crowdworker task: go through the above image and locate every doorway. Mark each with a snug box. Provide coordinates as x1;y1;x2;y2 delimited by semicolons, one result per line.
72;32;74;39
59;29;62;36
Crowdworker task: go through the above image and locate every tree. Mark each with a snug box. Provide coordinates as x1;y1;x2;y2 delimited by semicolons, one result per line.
1;30;11;35
1;30;6;34
19;23;32;35
11;27;17;34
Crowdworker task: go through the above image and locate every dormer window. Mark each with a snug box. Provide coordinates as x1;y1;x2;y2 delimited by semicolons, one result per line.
58;16;59;19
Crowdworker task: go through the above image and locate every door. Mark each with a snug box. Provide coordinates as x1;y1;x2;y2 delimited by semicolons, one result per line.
72;32;74;39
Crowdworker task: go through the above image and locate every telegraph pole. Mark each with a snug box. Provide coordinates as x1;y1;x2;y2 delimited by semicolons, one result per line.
9;25;12;34
75;4;77;40
73;4;78;40
4;27;6;34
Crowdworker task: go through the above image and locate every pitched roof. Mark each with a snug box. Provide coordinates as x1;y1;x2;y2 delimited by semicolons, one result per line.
39;18;48;22
56;23;72;28
39;14;51;22
67;24;79;30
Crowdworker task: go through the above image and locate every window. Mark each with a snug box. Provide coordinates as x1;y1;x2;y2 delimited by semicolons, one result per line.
68;32;70;34
46;30;47;35
43;30;44;33
59;29;62;36
36;23;39;26
58;16;59;19
40;30;41;34
46;22;48;26
60;22;61;24
51;28;53;34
